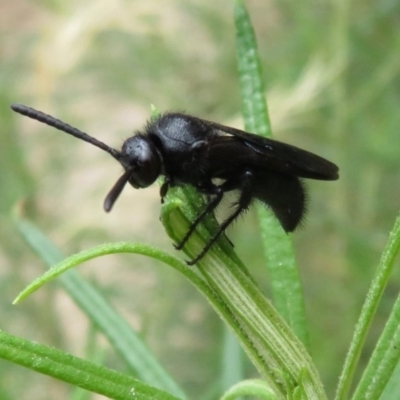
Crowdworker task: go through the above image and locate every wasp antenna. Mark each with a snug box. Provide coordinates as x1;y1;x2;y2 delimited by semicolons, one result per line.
10;104;121;161
103;169;133;212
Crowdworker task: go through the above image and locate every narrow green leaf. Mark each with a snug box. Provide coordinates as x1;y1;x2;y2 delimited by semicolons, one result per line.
234;0;270;136
0;330;180;400
12;240;189;304
15;218;186;399
352;293;400;400
221;379;278;400
380;360;400;400
234;0;308;346
335;213;400;400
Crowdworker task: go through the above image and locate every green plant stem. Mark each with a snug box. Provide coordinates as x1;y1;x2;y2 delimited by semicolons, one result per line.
163;199;326;399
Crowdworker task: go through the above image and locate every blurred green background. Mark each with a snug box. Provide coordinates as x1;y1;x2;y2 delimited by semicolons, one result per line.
1;0;400;398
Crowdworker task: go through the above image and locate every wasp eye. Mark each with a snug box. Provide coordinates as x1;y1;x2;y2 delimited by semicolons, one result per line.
121;136;162;188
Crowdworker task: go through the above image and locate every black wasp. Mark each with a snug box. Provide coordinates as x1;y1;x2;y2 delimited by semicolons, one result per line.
11;104;339;265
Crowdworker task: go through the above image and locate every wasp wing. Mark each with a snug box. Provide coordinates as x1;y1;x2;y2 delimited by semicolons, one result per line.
204;120;339;181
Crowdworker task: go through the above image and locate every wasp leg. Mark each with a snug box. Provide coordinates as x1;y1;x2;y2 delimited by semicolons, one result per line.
187;171;253;265
174;185;224;250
